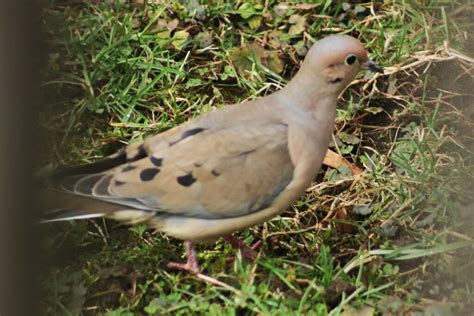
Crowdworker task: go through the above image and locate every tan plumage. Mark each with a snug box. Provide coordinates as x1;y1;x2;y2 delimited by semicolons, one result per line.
42;35;382;272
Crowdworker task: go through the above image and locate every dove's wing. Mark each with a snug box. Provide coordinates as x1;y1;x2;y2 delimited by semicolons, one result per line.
52;118;294;220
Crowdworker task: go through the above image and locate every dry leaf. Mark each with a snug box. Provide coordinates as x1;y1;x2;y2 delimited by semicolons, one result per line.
265;51;284;74
230;43;284;78
288;14;306;35
167;19;179;32
268;30;292;49
230;43;264;78
172;30;189;50
131;17;141;28
274;3;289;17
335;207;353;233
338;131;361;145
323;149;363;174
150;18;168;32
295;3;319;10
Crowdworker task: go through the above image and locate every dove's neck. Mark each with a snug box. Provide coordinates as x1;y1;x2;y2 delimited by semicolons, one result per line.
278;71;339;116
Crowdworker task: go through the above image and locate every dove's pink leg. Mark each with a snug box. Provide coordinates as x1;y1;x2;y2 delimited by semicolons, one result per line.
167;240;200;274
223;235;262;261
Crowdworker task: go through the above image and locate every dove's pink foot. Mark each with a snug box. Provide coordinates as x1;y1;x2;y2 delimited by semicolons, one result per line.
167;240;200;274
223;235;262;261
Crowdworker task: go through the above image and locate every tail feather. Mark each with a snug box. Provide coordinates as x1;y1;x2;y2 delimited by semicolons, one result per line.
38;148;154;224
37;189;128;223
40;209;106;223
50;151;127;179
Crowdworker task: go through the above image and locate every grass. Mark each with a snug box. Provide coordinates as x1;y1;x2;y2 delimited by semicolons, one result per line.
39;1;474;315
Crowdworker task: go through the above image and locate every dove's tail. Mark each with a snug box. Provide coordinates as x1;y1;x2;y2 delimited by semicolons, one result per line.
37;189;125;223
41;209;105;223
36;150;132;223
37;150;158;224
37;189;157;225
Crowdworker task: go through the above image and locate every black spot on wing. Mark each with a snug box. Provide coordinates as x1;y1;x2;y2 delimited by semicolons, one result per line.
169;127;206;146
127;144;147;162
122;164;136;172
140;168;160;181
177;173;196;187
181;127;206;139
150;156;163;167
211;169;220;176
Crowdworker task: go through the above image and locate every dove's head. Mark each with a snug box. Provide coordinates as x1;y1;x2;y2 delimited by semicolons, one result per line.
297;35;383;95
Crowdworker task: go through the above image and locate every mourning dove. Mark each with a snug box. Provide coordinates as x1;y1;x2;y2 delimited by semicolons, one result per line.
41;35;383;274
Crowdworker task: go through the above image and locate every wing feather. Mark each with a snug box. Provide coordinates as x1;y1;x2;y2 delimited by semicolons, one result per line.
51;119;294;219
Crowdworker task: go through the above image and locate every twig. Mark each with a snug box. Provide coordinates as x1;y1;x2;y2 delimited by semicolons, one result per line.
195;273;245;297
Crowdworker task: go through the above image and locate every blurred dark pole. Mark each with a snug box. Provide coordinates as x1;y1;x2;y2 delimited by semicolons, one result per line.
0;1;44;315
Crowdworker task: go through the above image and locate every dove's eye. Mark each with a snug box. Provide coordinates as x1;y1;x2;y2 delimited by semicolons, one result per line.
345;54;358;66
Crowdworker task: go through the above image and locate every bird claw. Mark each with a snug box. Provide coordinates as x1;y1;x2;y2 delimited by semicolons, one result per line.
241;240;263;261
167;260;199;275
166;240;200;274
166;237;262;273
224;236;262;262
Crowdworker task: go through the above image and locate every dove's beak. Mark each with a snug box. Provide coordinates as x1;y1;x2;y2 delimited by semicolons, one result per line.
363;60;384;74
